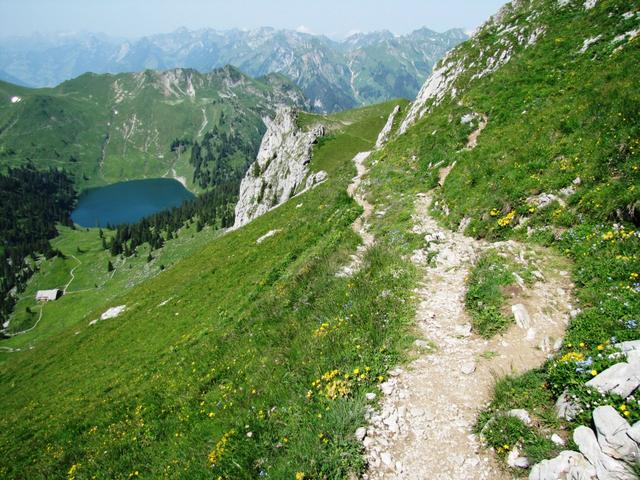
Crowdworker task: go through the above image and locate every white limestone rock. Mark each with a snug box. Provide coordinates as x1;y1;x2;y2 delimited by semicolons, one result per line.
556;389;580;421
399;53;465;133
618;341;640;358
586;362;640;398
508;446;530;469
627;422;640;444
256;229;281;245
527;192;566;209
574;425;636;480
584;0;597;10
461;361;476;375
508;409;532;425
455;324;473;337
529;450;597;480
593;406;640;465
461;113;478;125
375;105;400;149
304;170;328;189
512;304;532;330
234;108;324;228
579;35;602;54
100;305;126;320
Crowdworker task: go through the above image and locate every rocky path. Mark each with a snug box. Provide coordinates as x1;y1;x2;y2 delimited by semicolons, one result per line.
338;151;374;277
466;114;488;150
63;254;81;293
363;193;574;480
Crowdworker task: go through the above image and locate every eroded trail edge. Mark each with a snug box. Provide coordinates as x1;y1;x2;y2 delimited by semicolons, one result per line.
363;193;575;480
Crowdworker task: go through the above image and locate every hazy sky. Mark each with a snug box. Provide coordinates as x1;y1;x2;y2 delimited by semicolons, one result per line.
0;0;508;39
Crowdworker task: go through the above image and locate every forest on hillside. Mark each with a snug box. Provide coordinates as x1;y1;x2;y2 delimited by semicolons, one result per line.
108;182;237;257
0;166;76;328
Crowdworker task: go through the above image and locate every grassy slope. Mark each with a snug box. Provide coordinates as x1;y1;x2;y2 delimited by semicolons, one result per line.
0;68;302;191
0;222;222;353
0;101;418;479
364;0;640;472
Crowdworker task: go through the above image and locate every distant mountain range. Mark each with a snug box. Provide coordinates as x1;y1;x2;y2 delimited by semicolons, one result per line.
0;27;467;112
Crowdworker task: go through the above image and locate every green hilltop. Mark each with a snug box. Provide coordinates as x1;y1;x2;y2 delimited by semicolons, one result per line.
0;66;306;190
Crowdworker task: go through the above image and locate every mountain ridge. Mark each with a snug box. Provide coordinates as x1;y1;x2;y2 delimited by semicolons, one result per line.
0;26;468;112
0;65;307;190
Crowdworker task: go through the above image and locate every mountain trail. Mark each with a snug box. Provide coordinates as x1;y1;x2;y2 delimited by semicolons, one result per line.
337;151;374;277
63;254;82;294
363;192;574;479
4;304;44;338
466;114;488;150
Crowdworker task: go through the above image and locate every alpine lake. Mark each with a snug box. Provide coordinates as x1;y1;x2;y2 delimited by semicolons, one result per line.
71;178;195;228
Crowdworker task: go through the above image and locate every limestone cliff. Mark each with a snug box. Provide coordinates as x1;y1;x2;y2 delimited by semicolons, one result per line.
233;108;324;228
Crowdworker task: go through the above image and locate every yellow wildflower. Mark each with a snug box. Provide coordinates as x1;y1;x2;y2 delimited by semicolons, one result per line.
208;430;234;466
560;352;585;363
497;211;516;227
68;464;80;480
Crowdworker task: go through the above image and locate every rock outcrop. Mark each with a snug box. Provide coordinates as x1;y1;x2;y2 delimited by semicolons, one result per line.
233;108;324;228
530;406;640;480
533;344;640;480
375;105;400;149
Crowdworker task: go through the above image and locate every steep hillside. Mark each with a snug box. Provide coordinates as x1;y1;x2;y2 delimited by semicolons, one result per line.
0;66;306;189
1;0;639;478
0;27;467;112
0;101;417;479
357;0;640;477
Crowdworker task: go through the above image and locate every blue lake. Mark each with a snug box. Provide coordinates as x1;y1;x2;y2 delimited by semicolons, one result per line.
71;178;195;227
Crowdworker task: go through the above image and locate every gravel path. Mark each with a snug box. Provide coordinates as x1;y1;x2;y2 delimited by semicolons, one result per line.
363;193;574;479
